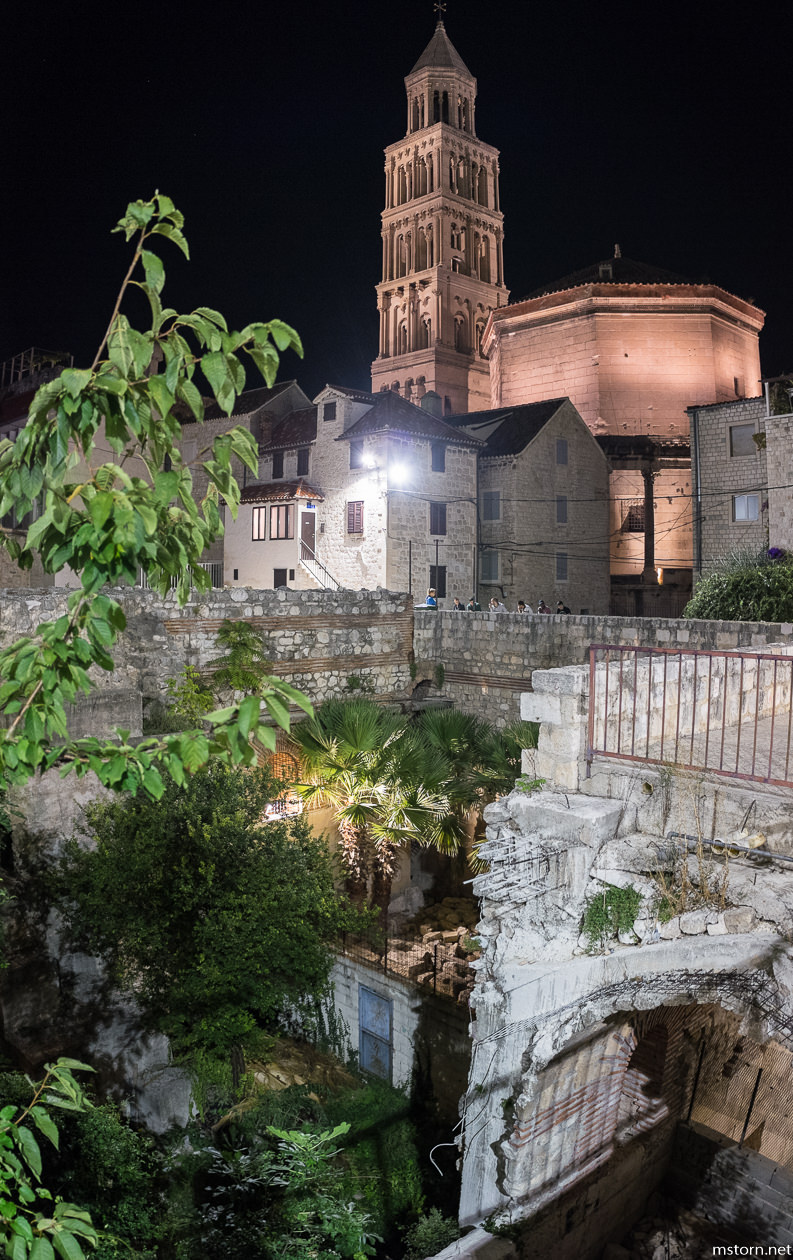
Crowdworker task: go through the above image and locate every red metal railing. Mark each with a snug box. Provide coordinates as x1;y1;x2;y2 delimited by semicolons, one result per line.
586;643;793;787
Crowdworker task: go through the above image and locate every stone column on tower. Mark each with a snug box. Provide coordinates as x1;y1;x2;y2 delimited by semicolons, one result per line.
371;16;508;414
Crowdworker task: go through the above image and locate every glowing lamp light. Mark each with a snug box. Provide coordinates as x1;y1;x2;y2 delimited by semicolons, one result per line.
363;452;377;469
656;567;664;585
390;461;409;485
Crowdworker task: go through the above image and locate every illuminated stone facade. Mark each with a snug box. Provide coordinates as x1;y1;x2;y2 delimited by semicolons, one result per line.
371;19;509;415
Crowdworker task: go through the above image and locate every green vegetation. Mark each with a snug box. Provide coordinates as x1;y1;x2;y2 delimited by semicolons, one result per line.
684;547;793;622
0;193;309;801
291;699;538;910
581;884;643;951
404;1208;461;1260
0;1059;99;1260
57;763;360;1056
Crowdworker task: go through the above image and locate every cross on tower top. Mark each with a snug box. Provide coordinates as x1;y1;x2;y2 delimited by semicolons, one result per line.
434;1;446;24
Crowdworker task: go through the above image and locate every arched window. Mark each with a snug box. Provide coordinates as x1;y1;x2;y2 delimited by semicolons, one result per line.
454;314;468;353
475;321;486;356
419;317;431;349
415;228;428;270
404;378;413;399
398;323;408;355
427;154;434;193
433;90;440;123
396;235;407;278
480;236;491;282
441;90;449;122
478;165;488;206
417;157;428;196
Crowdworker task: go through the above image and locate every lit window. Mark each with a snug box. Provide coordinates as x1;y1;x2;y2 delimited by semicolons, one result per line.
733;494;760;522
347;501;364;534
270;504;295;539
252;507;267;540
482;490;500;521
729;424;756;457
429;502;447;535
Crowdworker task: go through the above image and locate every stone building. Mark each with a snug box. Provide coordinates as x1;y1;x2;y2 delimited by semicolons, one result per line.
448;397;610;613
370;16;509;414
688;381;793;580
482;252;765;614
224;384;482;601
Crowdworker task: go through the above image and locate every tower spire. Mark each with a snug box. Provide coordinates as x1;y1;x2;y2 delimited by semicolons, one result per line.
371;22;508;414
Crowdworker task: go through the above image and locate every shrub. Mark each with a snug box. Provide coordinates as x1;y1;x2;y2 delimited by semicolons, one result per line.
581;884;643;951
684;548;793;622
404;1207;461;1259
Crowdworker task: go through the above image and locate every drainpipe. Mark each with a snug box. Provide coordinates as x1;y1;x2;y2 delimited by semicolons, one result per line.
691;409;702;580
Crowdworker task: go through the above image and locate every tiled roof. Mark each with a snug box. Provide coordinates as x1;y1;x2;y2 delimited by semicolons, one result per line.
410;19;473;78
520;256;694;303
261;407;317;452
240;478;324;503
203;381;295;422
446;400;568;457
339;390;483;446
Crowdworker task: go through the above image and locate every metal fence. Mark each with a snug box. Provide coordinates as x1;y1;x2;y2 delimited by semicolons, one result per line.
137;560;223;589
587;643;793;787
336;929;475;1003
687;1033;793;1170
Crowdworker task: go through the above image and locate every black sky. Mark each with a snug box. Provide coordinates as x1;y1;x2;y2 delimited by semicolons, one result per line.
2;0;790;399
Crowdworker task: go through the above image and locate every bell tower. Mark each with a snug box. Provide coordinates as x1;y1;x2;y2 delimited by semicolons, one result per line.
371;15;508;414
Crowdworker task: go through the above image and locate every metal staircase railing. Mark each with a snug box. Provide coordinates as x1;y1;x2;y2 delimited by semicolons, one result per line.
299;540;341;590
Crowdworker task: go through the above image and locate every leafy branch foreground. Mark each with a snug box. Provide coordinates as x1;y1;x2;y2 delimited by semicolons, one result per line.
0;193;310;801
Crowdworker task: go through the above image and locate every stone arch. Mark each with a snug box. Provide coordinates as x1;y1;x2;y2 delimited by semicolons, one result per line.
478;164;488;206
415;227;428;271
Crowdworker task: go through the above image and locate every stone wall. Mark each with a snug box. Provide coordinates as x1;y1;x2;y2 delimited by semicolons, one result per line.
0;586;414;721
414;607;793;726
766;410;793;552
689;396;767;578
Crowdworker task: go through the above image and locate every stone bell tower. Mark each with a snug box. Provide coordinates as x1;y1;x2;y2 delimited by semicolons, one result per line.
371;15;508;414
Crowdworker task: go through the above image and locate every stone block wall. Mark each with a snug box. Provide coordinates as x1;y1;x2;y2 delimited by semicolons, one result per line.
690;396;767;578
766;411;793;551
666;1122;793;1245
0;586;414;720
414;608;793;727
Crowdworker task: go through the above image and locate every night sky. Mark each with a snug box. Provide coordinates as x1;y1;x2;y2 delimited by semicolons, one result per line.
3;0;791;399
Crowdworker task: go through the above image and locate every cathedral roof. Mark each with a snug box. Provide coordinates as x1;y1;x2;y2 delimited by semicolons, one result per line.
261;407;317;451
339;389;482;446
240;478;323;503
409;19;473;79
446;399;570;457
521;255;694;302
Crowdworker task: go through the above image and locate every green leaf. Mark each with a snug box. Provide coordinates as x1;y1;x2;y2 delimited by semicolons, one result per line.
148;374;174;419
16;1127;41;1179
237;695;261;739
51;1233;86;1260
29;1108;59;1150
8;1233;28;1260
30;1238;56;1260
194;307;228;331
266;319;302;354
60;369;93;400
86;492;114;529
140;249;165;295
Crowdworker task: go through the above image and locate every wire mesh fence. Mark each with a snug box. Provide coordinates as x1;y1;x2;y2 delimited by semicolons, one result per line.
336;926;477;1004
688;1033;793;1170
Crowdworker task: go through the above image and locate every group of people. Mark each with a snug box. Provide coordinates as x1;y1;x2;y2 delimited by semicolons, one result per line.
426;588;572;615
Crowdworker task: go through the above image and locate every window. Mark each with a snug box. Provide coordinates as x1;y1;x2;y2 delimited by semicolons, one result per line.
252;507;267;540
480;550;499;583
323;401;337;422
556;552;568;582
622;502;645;532
350;441;365;470
482;490;501;521
347;501;364;534
297;447;309;476
431;442;446;472
272;451;284;479
429;565;447;598
270;504;295;539
729;424;756;457
556;438;568;465
429;502;447;535
359;986;392;1081
556;495;568;524
273;568;288;588
733;494;760;522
